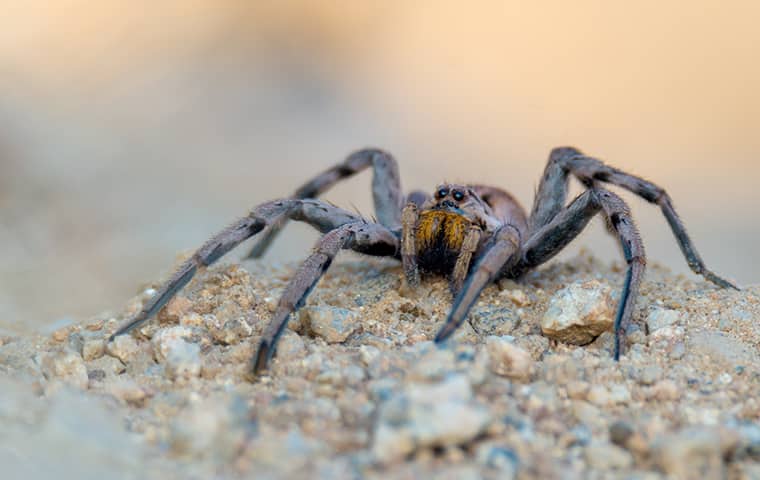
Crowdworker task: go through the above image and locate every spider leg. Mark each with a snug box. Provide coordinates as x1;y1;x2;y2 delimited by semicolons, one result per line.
530;147;738;289
110;199;366;339
247;148;404;258
449;225;482;295
434;224;521;343
252;221;398;375
401;202;421;288
516;188;646;360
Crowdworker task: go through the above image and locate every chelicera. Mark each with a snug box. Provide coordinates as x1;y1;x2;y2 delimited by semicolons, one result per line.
110;147;738;376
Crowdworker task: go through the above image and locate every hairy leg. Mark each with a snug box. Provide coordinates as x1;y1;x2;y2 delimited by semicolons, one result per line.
449;225;482;295
434;224;521;343
247;148;404;258
110;199;365;339
400;202;421;288
530;147;737;289
516;188;645;359
252;221;398;375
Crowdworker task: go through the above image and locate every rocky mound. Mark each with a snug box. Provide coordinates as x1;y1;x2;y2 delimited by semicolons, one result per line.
1;253;758;479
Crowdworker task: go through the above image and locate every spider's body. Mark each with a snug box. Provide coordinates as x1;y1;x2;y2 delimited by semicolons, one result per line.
110;147;738;377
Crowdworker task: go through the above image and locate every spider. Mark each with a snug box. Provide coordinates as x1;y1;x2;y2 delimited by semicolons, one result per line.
110;147;738;376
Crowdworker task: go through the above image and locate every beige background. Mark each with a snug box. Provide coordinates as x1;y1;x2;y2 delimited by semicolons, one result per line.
1;1;758;332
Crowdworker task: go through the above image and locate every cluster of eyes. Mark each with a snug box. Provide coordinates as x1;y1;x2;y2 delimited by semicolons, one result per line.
436;188;466;201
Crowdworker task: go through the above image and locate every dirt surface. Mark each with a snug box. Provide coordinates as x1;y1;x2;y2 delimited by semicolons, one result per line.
1;253;758;479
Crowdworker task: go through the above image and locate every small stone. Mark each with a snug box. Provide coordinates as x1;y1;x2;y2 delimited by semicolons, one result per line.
541;280;615;345
409;344;456;381
669;341;686;359
275;330;306;361
152;326;195;362
82;338;105;361
651;379;680;401
485;336;533;381
163;339;201;382
302;306;359;343
637;365;663;385
566;381;590;400
359;345;381;367
501;288;531;307
587;385;612;407
169;394;251;462
609;384;631;404
210;318;254;345
609;421;635;447
654;427;737;479
371;375;492;464
106;335;141;363
104;378;148;405
86;355;126;377
475;443;518;478
610;421;649;455
51;328;70;343
646;307;681;332
469;306;521;336
572;401;605;429
40;350;89;389
585;441;633;470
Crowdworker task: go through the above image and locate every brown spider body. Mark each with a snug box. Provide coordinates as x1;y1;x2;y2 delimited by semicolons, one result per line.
109;147;738;377
414;209;477;274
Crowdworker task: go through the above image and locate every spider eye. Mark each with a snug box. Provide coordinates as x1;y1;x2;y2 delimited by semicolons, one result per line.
452;190;464;201
436;188;449;199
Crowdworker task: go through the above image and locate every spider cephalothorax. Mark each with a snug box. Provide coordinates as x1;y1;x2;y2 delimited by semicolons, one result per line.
110;147;738;377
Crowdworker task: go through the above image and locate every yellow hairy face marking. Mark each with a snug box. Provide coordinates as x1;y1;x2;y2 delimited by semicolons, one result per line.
415;210;469;252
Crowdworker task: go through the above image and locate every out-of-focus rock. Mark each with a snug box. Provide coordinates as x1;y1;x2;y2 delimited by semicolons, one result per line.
485;336;533;380
301;306;359;343
40;350;89;390
372;374;492;464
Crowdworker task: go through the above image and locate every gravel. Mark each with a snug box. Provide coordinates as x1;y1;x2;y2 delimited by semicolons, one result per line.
0;254;757;479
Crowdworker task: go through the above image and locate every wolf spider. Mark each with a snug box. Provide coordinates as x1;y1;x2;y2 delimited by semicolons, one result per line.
110;147;738;376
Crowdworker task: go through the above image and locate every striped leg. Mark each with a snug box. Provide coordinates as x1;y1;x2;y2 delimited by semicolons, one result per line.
252;221;398;375
110;199;364;339
247;148;404;258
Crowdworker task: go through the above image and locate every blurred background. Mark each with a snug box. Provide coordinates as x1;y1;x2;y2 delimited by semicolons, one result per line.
1;0;758;333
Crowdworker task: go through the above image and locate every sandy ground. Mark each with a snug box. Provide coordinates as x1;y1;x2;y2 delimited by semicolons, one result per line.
0;253;758;479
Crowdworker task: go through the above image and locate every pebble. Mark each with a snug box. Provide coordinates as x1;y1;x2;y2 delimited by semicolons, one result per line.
469;306;520;336
646;307;681;332
585;441;633;470
636;365;663;385
541;280;614;345
210;317;254;345
475;443;518;478
485;336;533;381
82;338;105;361
587;385;612;407
105;335;141;363
501;288;531;307
104;378;148;405
372;374;492;464
301;306;359;343
40;350;89;389
169;393;251;463
152;326;196;362
650;380;680;401
163;339;202;381
654;427;737;479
